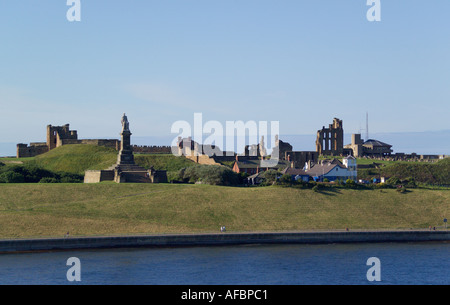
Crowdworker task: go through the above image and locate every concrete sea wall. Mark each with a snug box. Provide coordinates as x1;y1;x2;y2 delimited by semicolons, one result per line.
0;231;449;253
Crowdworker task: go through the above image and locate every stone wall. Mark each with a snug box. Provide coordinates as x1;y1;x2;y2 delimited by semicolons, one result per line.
83;170;115;183
1;231;449;253
285;151;318;168
16;143;49;158
186;155;221;165
133;145;172;154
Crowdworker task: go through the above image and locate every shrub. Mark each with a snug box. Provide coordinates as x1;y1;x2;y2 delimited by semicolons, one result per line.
57;172;83;183
403;177;417;188
280;174;293;184
0;164;83;184
39;177;59;183
345;179;356;188
373;182;388;189
167;170;182;183
0;171;25;183
180;165;239;186
238;172;249;184
312;185;320;192
386;177;401;186
60;176;82;183
396;186;407;193
323;178;330;183
23;165;56;183
260;170;279;185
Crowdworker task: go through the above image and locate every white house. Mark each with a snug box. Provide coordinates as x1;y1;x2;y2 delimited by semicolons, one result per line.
306;158;357;182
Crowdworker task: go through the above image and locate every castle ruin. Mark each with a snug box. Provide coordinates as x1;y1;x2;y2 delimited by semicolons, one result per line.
316;118;344;156
17;124;120;158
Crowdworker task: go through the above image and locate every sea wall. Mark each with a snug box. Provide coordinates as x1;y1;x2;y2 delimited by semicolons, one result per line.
0;231;449;253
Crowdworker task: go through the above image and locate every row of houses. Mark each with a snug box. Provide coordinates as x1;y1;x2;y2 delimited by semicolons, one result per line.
233;156;358;185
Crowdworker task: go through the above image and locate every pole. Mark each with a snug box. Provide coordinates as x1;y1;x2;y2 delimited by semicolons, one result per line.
366;112;369;140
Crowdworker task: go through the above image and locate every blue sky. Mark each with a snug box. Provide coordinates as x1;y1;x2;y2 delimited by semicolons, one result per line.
0;0;449;150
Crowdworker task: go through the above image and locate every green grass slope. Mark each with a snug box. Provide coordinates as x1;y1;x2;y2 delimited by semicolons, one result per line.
134;154;196;171
359;158;450;185
0;183;448;238
30;145;118;174
25;145;195;175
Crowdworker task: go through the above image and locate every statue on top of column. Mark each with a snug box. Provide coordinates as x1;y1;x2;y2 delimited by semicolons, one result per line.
121;113;130;131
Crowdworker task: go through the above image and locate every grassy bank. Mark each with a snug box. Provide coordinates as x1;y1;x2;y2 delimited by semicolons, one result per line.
0;183;448;239
7;145;195;175
358;158;450;185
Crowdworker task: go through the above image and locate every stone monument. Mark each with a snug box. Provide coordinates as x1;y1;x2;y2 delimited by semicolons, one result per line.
84;114;167;183
117;113;135;165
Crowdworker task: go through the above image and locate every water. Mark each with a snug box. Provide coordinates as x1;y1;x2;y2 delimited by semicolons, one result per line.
0;242;448;285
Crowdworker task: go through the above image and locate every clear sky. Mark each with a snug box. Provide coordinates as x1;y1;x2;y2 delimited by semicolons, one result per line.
0;0;449;146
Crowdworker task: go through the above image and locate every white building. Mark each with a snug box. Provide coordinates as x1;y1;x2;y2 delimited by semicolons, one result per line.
306;157;357;182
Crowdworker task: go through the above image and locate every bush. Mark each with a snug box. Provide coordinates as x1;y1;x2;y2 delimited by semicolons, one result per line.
238;172;249;184
23;165;56;183
403;177;417;188
345;179;356;188
260;170;279;185
323;178;330;183
0;171;25;183
167;170;182;183
0;164;83;184
386;177;401;186
372;182;388;189
396;186;407;193
60;177;81;183
57;172;83;183
179;165;239;186
312;185;320;192
280;174;293;184
39;177;59;183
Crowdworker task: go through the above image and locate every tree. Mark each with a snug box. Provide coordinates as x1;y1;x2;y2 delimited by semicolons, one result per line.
345;179;356;188
386;177;400;186
0;172;25;183
280;174;293;184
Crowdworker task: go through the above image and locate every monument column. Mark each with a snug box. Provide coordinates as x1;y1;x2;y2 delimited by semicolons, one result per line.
117;113;135;165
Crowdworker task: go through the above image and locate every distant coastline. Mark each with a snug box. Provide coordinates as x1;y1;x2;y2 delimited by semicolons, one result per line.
1;230;449;254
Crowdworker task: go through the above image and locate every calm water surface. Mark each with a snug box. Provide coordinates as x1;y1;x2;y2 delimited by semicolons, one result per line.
0;242;448;285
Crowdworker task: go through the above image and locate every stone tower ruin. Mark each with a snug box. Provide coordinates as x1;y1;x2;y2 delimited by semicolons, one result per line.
316;118;344;156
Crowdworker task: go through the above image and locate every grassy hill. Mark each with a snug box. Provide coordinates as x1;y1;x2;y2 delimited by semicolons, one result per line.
135;154;196;171
30;145;118;174
22;145;195;175
0;183;448;238
359;158;450;185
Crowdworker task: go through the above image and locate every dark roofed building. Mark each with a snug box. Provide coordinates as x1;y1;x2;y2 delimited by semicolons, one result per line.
362;139;393;157
281;167;310;182
344;134;393;157
233;158;290;175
